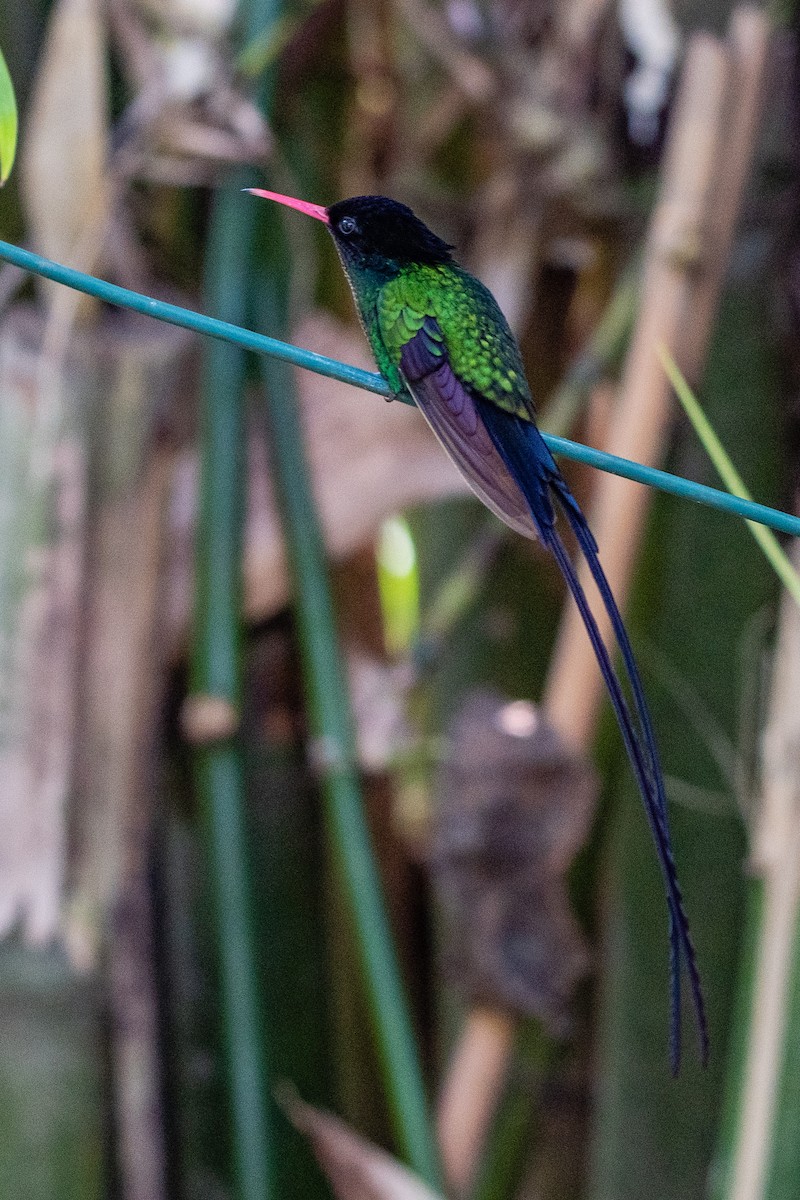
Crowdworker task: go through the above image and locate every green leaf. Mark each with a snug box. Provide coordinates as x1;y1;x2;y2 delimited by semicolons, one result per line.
0;46;17;186
659;345;800;611
377;516;420;656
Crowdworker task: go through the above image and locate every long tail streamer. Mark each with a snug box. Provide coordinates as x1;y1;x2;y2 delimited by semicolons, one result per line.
480;406;709;1072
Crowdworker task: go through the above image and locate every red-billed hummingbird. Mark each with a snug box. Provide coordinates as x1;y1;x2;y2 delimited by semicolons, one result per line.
247;188;708;1073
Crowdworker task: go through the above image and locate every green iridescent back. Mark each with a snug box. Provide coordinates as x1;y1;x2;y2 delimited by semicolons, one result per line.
341;258;535;422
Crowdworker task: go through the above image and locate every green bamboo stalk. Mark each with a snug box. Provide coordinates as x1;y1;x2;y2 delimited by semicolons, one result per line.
188;177;274;1200
0;238;796;538
252;254;442;1189
185;0;293;1189
192;747;273;1198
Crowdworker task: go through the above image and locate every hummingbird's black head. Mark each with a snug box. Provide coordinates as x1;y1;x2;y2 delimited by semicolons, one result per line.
326;195;454;271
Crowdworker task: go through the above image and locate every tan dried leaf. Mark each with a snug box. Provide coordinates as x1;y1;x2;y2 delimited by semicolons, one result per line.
280;1090;445;1200
20;0;109;313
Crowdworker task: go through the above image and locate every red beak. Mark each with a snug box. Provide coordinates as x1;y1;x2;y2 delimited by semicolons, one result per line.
244;188;329;224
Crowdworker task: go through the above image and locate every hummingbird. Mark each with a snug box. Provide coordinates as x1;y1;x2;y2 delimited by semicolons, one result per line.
246;188;708;1072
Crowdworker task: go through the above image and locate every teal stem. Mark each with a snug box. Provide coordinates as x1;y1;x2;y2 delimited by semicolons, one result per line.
0;237;796;539
189;177;274;1200
252;267;443;1189
0;237;384;390
541;435;800;538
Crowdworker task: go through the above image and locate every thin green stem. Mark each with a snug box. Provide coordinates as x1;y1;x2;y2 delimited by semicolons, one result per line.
659;346;800;608
0;237;387;392
0;238;797;538
0;235;796;540
542;435;800;538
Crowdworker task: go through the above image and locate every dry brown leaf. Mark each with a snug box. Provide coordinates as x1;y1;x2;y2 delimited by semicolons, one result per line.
0;309;87;943
20;0;109;315
0;306;189;949
280;1089;445;1200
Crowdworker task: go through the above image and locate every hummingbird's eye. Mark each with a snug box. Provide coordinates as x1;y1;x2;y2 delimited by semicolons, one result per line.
338;216;358;236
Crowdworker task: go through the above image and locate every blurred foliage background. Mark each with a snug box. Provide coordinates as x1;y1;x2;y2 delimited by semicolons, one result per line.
0;1;799;1199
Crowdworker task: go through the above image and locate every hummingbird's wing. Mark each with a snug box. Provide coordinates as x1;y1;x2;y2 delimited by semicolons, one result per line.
397;316;540;539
